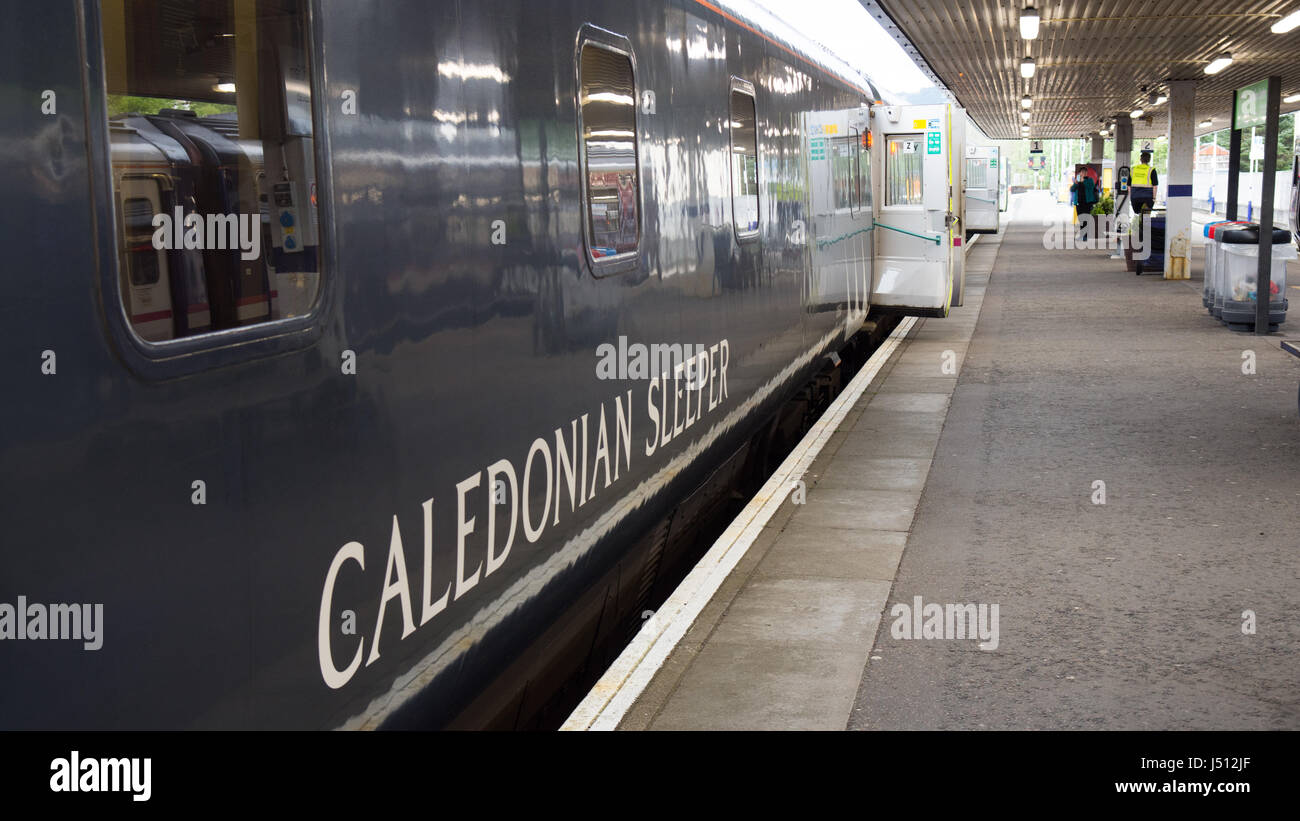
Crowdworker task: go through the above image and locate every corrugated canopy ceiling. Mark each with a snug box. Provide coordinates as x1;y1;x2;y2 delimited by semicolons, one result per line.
860;0;1300;139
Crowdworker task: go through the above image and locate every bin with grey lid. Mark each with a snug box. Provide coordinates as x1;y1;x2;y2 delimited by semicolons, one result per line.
1218;224;1294;331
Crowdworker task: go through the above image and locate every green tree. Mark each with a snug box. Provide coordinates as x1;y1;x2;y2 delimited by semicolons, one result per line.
1210;114;1296;172
107;94;235;118
1278;114;1294;169
1216;128;1232;159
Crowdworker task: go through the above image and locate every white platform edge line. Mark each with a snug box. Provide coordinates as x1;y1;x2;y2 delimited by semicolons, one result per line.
561;315;919;731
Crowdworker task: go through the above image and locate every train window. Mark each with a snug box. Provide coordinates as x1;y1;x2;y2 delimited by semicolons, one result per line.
966;158;988;189
857;134;872;214
886;135;924;207
578;40;640;269
122;198;162;286
831;135;860;213
729;84;759;238
101;0;321;343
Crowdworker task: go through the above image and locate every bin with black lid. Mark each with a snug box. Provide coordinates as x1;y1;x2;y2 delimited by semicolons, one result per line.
1218;224;1294;331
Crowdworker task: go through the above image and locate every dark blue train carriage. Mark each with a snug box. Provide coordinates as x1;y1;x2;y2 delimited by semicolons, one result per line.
0;0;959;729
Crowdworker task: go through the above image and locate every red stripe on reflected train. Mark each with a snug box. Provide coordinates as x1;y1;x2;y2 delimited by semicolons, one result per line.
132;309;173;323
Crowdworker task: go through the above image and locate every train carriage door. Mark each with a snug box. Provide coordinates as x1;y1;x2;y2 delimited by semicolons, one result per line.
870;103;965;316
1000;156;1010;212
950;114;966;306
1291;154;1299;247
805;106;872;333
851;113;872;329
116;176;175;341
965;145;1000;234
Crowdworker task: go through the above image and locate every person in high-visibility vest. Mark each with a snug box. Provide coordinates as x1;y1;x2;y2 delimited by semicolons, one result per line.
1130;151;1158;215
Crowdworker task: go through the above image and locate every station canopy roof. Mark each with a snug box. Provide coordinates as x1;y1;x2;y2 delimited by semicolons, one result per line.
862;0;1300;140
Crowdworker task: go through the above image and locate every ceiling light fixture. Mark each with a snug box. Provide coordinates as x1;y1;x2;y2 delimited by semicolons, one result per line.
1130;108;1144;118
1020;6;1041;40
1156;94;1168;105
1199;119;1213;127
1020;56;1036;78
1204;52;1233;75
1021;110;1032;121
1284;92;1300;103
1021;94;1032;109
1271;8;1300;34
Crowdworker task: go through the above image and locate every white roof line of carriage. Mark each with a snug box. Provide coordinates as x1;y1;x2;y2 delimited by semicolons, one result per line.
711;0;883;101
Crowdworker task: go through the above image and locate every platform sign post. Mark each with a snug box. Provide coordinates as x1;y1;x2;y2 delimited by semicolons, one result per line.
1224;82;1270;222
1244;77;1282;334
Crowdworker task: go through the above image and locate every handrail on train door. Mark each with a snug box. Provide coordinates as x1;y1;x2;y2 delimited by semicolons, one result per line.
872;220;941;245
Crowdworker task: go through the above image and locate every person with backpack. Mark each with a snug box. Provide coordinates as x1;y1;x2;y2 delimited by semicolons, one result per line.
1070;165;1099;242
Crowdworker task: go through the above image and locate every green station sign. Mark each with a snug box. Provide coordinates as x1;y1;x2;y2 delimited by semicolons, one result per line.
1234;79;1269;130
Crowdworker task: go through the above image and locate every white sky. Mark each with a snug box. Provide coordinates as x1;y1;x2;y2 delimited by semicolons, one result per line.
748;0;937;99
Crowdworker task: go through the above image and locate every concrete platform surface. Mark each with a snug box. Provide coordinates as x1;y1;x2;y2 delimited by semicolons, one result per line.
614;191;1300;731
851;192;1300;730
613;222;997;731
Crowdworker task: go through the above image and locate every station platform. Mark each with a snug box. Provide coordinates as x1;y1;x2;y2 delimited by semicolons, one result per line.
565;191;1300;731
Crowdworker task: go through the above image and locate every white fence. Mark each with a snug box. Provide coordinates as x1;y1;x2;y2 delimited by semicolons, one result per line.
1190;169;1293;227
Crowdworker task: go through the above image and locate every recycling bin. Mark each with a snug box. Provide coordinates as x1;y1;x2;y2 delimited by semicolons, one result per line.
1218;225;1294;331
1212;222;1259;320
1202;220;1244;310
